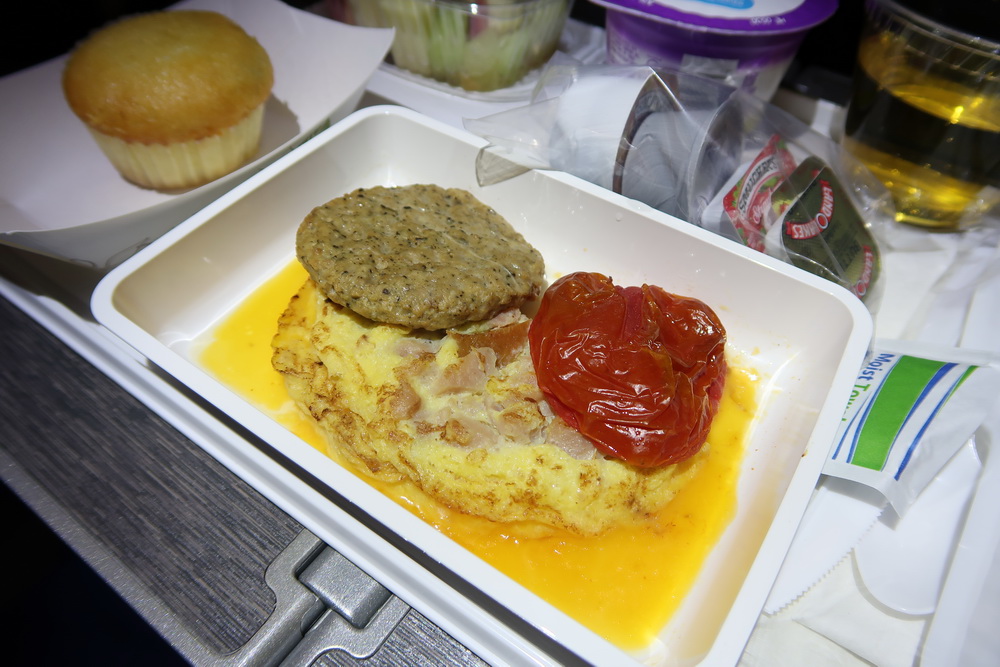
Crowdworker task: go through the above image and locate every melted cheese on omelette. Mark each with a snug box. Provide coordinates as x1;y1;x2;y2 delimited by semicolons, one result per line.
199;260;758;649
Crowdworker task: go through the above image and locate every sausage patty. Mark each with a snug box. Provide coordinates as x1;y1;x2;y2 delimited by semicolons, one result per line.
296;184;545;330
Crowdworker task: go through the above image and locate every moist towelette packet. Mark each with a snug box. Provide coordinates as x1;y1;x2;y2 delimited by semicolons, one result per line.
826;339;1000;516
766;339;1000;613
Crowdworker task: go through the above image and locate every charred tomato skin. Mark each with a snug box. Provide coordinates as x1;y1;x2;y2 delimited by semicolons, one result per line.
528;272;727;468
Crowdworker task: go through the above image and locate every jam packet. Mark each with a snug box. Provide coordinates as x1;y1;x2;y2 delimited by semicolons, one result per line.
721;134;796;252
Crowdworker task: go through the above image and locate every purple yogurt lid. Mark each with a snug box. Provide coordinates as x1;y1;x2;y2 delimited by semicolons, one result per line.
591;0;839;35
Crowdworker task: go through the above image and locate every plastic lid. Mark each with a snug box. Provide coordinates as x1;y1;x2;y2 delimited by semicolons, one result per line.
887;0;1000;45
591;0;839;34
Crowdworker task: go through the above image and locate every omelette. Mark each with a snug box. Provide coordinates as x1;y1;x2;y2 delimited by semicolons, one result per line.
271;277;707;535
271;183;717;536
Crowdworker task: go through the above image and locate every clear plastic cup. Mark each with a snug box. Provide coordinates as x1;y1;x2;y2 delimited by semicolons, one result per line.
842;0;1000;230
330;0;574;92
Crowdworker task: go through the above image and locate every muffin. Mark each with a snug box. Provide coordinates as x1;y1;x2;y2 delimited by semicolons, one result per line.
62;10;274;190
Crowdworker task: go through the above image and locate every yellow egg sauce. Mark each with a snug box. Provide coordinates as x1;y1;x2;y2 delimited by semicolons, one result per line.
200;260;758;650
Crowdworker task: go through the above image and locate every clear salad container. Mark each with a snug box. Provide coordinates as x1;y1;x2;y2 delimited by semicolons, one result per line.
331;0;575;91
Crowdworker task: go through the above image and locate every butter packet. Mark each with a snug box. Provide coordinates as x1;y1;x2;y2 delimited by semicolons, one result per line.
825;339;1000;516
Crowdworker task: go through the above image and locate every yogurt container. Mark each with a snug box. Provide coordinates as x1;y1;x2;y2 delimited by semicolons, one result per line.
590;0;838;100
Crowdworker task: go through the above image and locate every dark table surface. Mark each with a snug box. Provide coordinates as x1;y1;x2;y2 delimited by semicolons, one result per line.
0;243;490;666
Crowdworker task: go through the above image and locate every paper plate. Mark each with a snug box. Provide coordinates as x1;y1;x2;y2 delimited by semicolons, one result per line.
0;0;393;269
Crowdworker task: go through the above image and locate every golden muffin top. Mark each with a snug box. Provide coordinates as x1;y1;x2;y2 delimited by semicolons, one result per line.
62;10;273;144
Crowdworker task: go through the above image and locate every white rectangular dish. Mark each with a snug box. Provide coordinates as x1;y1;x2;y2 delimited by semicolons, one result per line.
92;105;873;666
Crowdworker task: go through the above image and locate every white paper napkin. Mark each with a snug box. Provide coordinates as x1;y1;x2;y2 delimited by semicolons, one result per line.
746;556;927;667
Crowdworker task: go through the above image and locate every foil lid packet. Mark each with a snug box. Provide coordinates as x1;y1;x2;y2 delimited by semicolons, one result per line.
767;155;881;302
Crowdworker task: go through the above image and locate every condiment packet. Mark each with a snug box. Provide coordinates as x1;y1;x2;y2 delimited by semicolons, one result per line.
706;139;884;306
721;134;796;252
767;156;881;303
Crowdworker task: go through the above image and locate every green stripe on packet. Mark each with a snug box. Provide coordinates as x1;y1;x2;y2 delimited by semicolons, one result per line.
850;356;949;470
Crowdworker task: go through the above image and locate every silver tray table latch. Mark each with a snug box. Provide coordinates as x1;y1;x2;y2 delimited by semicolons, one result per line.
207;530;409;666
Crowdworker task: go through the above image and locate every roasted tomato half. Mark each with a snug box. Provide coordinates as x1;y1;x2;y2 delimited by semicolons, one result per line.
528;272;727;467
